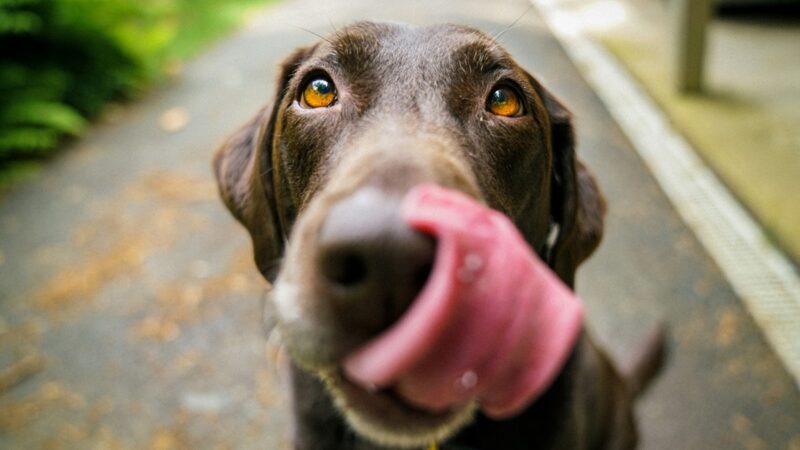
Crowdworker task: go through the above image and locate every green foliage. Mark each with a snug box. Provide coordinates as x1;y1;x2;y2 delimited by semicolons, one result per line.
0;0;149;170
1;100;86;135
0;0;271;187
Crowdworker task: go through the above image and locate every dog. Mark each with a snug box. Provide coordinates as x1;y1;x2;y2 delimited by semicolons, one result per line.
213;21;665;450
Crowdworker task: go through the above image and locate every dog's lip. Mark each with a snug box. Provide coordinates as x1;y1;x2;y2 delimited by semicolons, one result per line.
338;369;457;416
324;368;475;430
321;368;476;447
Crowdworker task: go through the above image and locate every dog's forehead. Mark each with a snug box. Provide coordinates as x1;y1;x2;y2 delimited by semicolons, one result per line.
322;22;512;81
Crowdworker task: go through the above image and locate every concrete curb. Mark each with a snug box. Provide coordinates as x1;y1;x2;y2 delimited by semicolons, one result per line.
531;0;800;388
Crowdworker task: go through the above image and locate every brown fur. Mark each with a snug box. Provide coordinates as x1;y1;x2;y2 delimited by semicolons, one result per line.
213;22;664;450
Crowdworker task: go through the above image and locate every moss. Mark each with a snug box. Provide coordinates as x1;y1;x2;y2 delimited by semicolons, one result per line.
599;34;800;264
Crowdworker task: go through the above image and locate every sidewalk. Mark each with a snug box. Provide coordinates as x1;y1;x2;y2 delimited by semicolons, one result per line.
574;0;800;264
1;0;799;448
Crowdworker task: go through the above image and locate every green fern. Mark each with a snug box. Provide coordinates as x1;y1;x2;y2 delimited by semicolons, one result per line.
0;0;144;164
0;128;60;156
0;0;272;185
0;101;86;135
0;9;40;33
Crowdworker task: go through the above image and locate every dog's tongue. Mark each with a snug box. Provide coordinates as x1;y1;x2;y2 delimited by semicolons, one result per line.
342;184;583;418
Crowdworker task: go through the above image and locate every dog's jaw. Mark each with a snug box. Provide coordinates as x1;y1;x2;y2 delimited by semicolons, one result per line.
272;274;479;448
320;370;477;448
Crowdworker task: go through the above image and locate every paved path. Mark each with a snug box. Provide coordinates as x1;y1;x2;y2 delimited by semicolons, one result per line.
1;0;798;448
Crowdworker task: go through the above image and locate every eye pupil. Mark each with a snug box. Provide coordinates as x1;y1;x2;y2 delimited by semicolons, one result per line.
492;88;510;105
311;79;331;95
488;86;521;117
302;76;336;108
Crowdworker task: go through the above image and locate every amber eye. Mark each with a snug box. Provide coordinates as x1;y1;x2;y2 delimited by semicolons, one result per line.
301;76;336;108
487;86;523;117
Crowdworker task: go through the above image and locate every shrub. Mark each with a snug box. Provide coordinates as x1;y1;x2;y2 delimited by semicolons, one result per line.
0;0;151;161
0;0;268;184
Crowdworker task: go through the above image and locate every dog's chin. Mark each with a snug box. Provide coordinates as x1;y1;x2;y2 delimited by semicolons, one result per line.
317;370;476;448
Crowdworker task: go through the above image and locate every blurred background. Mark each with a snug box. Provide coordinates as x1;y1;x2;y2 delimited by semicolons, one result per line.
0;0;798;449
0;0;271;186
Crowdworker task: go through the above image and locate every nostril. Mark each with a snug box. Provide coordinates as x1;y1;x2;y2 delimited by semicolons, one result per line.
413;262;433;293
321;249;369;287
315;188;437;335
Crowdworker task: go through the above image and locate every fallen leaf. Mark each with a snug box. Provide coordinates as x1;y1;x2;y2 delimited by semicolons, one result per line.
133;317;181;342
159;107;190;132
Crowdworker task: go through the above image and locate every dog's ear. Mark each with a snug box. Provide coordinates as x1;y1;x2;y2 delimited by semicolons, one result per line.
213;46;314;282
533;82;606;288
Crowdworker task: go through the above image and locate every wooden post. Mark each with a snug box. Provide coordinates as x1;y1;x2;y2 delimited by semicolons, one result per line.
674;0;714;93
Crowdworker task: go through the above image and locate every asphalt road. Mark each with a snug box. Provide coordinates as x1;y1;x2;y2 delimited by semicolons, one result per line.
1;0;799;448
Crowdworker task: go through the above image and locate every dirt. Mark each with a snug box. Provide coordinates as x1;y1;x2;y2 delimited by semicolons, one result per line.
30;171;219;319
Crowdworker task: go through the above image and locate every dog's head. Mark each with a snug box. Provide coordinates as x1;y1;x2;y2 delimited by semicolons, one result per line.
214;22;605;448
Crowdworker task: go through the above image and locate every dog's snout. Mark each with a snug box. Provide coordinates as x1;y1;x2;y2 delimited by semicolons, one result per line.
316;188;435;334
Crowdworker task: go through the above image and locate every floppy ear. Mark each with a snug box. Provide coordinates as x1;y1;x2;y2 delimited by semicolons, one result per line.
213;47;313;282
536;84;606;288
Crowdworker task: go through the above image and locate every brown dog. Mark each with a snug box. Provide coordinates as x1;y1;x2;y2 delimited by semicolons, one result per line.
214;22;664;450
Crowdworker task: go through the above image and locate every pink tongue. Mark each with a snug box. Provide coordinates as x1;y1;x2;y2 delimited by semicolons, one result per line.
342;184;583;419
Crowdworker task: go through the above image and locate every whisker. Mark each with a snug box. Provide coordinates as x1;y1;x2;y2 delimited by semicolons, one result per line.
491;5;533;42
291;24;333;44
493;24;523;43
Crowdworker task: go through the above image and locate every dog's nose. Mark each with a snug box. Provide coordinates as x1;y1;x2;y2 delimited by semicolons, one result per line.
316;188;435;335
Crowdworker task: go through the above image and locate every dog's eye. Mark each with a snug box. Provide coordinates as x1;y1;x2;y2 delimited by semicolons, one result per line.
487;86;523;117
301;77;336;108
